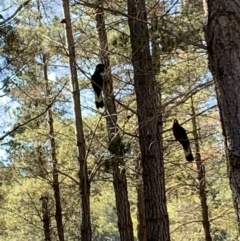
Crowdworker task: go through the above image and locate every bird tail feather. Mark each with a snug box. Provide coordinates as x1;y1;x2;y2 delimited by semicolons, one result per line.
183;146;194;162
95;92;104;109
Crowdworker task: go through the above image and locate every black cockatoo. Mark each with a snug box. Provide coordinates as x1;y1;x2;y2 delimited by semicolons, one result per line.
91;64;105;109
172;119;194;162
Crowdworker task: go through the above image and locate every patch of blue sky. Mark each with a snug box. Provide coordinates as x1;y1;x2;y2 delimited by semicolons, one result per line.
0;93;18;163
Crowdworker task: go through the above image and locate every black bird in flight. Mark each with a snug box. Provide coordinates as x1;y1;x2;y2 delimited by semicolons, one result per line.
91;64;105;109
172;119;194;162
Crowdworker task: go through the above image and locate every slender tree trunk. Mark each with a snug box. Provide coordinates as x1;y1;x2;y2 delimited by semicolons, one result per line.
43;54;65;241
61;1;91;240
205;0;240;230
127;0;170;240
37;145;47;178
191;97;212;241
95;1;134;240
40;195;52;241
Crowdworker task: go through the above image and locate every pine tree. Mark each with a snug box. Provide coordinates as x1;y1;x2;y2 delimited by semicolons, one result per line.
127;0;171;239
95;0;135;240
205;0;240;230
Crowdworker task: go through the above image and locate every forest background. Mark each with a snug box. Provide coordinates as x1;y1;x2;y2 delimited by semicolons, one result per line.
0;0;236;241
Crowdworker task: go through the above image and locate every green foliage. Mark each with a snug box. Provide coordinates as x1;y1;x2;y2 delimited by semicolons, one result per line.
108;134;125;154
0;0;238;240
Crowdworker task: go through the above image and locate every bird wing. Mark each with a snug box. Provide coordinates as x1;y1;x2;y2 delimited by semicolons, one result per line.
91;74;103;96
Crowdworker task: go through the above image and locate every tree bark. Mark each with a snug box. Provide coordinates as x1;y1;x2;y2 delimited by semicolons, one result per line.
127;0;170;240
136;156;147;241
43;54;65;241
61;1;92;240
40;195;52;241
191;97;212;241
205;0;240;230
37;145;47;178
95;1;135;240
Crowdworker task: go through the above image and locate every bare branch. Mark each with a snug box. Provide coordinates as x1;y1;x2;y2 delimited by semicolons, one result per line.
73;0;206;50
0;81;68;141
0;0;31;26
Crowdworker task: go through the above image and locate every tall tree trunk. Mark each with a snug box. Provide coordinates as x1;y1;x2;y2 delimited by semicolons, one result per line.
205;0;240;229
61;1;91;240
95;1;134;240
127;0;170;240
191;96;212;241
40;195;52;241
43;54;65;241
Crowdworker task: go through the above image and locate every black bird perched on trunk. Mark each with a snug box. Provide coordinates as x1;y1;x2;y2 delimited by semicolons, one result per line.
172;119;194;162
91;63;105;109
